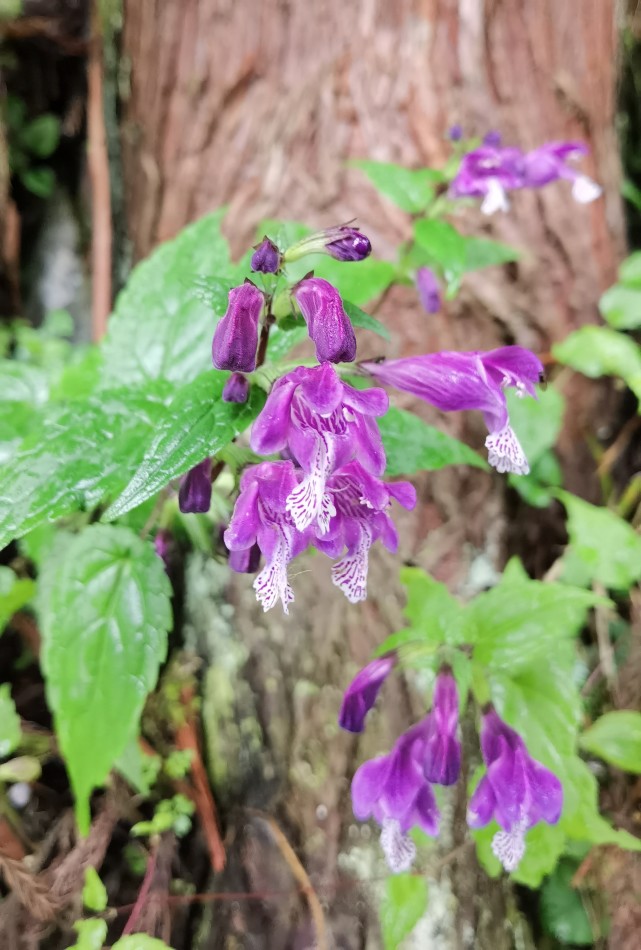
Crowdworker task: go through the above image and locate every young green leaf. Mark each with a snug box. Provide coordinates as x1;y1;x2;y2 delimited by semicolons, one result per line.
378;407;487;476
379;873;429;950
82;867;108;912
552;326;641;403
40;524;172;833
67;919;108;950
0;684;21;758
580;710;641;773
354;160;438;213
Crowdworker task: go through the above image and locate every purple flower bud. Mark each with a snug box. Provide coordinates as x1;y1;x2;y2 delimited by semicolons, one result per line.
251;236;281;274
228;543;261;574
415;267;441;314
483;130;502;147
212;280;264;373
222;372;250;404
324;227;372;262
448;124;463;141
339;655;396;733
467;708;563;872
178;458;212;514
422;670;461;785
292;277;357;364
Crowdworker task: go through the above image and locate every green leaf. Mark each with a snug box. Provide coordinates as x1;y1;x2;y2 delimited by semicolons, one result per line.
0;567;35;631
68;919;108;950
101;210;237;385
399;566;472;647
473;819;565;887
266;322;309;361
580;710;641;773
379;873;429;950
552;326;641;403
556;491;641;590
0;402;37;464
471;575;604;673
618;251;641;287
599;284;641;330
113;936;174;949
379;407;487;476
541;860;601;946
0;684;21;758
505;385;564;466
343;300;391;341
21;114;60;157
311;257;396;307
413;220;518;291
20;166;55;197
354;160;437;213
103;371;265;519
40;524;172;833
0;360;49;405
189;275;237;315
115;738;161;795
560;756;641;849
82;867;108;912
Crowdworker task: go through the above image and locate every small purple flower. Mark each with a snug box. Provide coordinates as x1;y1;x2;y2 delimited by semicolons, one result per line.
224;461;312;613
467;708;563;872
212;280;264;373
251;236;281;274
222;372;250;404
415;267;441;314
483;130;502;147
422;669;461;786
250;364;388;533
339;654;396;733
522;141;602;204
448;124;463;142
352;722;440;872
362;346;544;475
179;458;212;514
283;225;371;263
292;277;357;364
314;460;416;602
450;144;525;215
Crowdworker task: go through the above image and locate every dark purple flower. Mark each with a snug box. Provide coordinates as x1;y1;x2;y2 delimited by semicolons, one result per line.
422;670;461;786
362;346;544;475
283;226;371;263
450;144;525;214
224;461;313;613
250;364;388;532
522;141;601;203
222;372;250;404
415;267;441;314
179;458;212;514
292;277;357;364
352;722;440;872
313;460;416;603
483;130;502;147
251;236;281;274
339;655;396;733
212;280;264;373
467;708;563;872
448;124;463;142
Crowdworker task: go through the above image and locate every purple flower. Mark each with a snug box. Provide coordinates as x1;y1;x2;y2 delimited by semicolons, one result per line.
250;364;388;532
467;708;563;872
314;460;416;602
483;130;502;147
292;277;357;364
522;141;602;204
450;144;525;215
362;346;544;476
415;267;441;314
283;225;371;263
352;722;440;872
222;372;250;404
339;655;396;733
212;280;264;373
251;236;281;274
422;670;461;786
179;458;212;514
228;543;261;574
224;461;312;613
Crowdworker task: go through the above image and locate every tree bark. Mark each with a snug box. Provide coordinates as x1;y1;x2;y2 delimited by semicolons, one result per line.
121;1;624;946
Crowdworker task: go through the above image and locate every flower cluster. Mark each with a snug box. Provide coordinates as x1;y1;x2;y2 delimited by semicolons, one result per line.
341;661;562;873
450;136;602;215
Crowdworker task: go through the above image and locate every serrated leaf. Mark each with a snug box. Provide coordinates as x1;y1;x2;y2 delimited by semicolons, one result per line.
343;300;391;341
40;524;172;832
378;406;487;476
400;566;472;647
0;684;21;758
556;491;641;591
103;371;265;519
379;873;429;950
0;567;35;631
552;326;641;403
101;210;238;385
580;710;641;773
540;860;600;946
599;284;641;330
354;160;437;213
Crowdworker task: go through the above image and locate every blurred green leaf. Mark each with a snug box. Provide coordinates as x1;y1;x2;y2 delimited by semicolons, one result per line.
580;710;641;773
413;219;518;291
379;873;429;950
0;361;49;405
618;251;641;287
40;524;172;833
557;491;641;591
0;684;21;758
20;166;55;198
113;936;174;949
115;738;161;795
20;114;60;158
541;859;600;945
473;819;565;887
68;919;108;950
599;284;641;330
0;566;35;631
82;867;108;912
354;159;437;213
379;407;487;476
505;385;564;466
552;326;641;403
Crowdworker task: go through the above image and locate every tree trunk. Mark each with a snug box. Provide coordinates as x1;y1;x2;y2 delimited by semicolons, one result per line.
121;1;624;946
